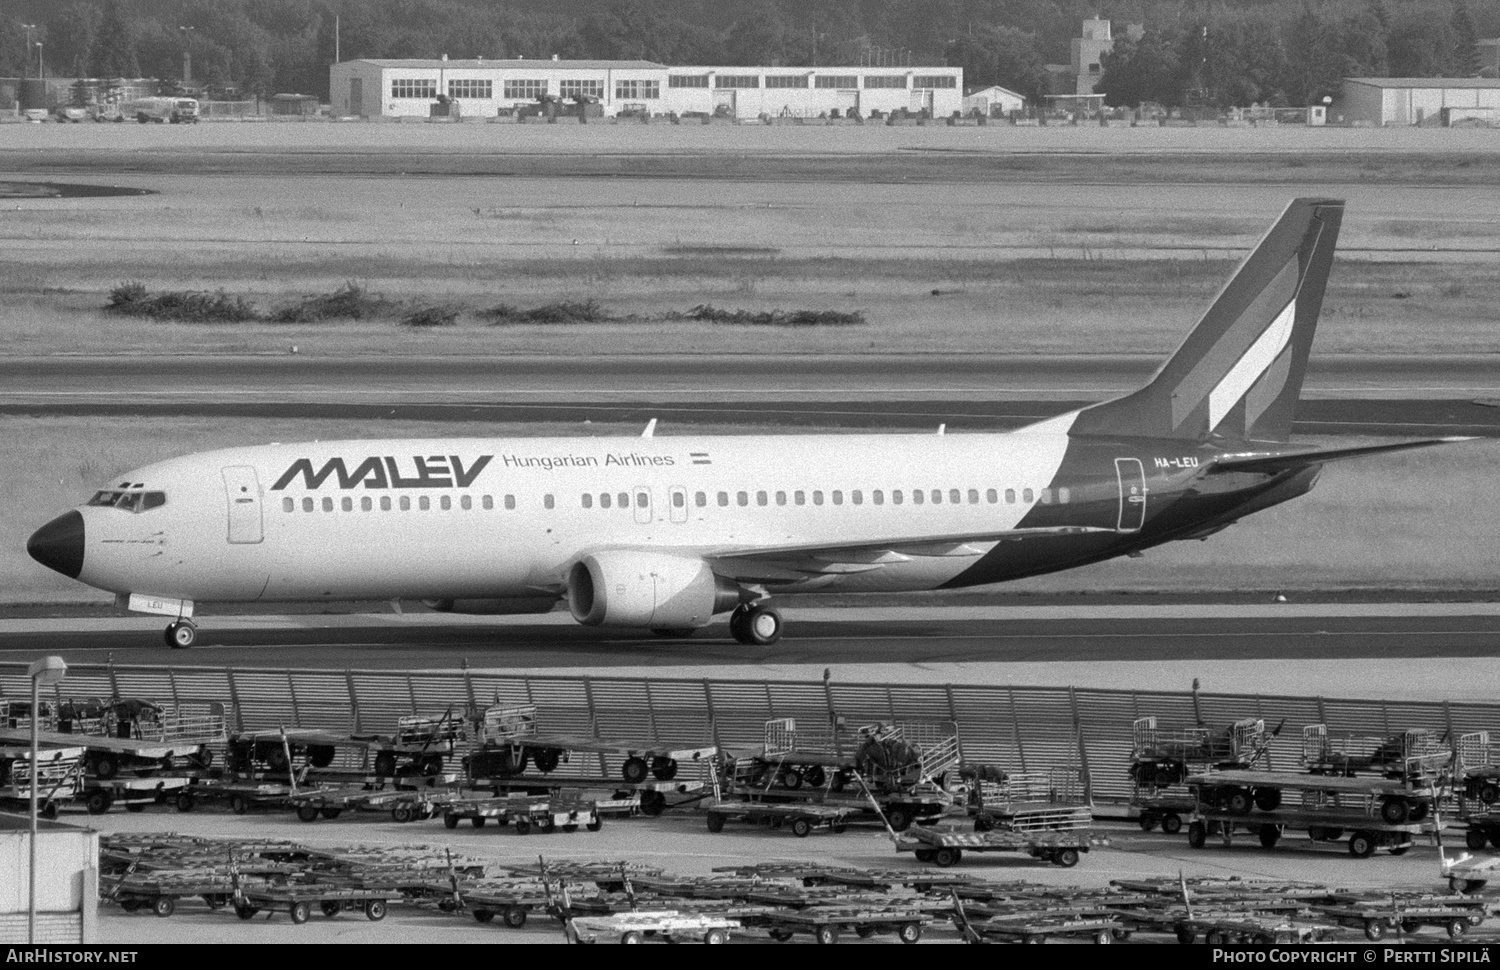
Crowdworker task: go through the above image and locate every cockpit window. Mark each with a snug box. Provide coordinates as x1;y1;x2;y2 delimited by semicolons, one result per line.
86;489;167;513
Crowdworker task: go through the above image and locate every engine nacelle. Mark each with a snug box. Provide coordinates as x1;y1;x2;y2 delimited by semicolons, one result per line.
568;551;741;629
422;597;559;615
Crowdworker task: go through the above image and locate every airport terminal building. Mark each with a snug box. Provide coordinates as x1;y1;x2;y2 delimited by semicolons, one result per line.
329;58;963;120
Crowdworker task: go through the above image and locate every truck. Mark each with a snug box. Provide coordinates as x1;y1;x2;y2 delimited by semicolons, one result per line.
120;97;199;124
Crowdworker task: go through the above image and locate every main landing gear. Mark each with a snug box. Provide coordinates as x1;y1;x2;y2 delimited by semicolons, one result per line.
164;621;196;649
729;604;782;646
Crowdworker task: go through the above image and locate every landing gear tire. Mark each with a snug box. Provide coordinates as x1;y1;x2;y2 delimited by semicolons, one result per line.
730;605;782;646
165;622;196;649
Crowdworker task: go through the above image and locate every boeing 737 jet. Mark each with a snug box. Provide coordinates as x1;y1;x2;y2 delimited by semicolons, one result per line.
27;199;1461;648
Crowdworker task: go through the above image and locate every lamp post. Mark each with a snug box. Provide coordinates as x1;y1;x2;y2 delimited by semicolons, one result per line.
28;655;67;944
179;26;195;88
35;42;44;80
21;24;35;79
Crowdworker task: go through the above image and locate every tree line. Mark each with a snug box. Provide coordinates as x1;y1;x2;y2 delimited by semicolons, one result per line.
0;0;1492;105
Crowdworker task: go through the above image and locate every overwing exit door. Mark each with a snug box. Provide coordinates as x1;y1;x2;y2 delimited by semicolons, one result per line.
1115;458;1146;531
222;466;263;543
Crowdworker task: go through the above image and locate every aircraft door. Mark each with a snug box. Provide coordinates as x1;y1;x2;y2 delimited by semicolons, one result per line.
222;466;264;544
633;487;652;524
1115;458;1146;532
668;487;688;523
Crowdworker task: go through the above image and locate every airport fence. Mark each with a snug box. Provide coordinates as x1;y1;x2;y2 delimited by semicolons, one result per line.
2;661;1495;805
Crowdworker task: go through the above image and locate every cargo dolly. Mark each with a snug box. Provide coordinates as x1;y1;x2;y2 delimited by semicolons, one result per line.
231;886;399;925
109;876;239;918
956;911;1123;945
566;911;738;944
469;703;715;784
1185;807;1429;857
1187;767;1444;825
439;793;607;833
703;798;853;838
1311;895;1487;941
894;825;1096;868
752;906;930;944
462;883;554;928
0;744;86;818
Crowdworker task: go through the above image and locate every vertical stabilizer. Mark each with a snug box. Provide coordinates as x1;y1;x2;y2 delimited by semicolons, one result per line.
1069;198;1343;443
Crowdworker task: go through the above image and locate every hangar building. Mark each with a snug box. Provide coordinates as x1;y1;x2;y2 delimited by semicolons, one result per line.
1333;77;1500;126
329;58;963;120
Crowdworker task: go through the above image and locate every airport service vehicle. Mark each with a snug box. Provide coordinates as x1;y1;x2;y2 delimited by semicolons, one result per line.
120;97;199;124
28;199;1469;649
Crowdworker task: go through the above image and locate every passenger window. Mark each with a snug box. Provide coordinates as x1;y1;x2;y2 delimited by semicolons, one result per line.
440;495;451;510
795;491;805;506
600;493;611;509
282;498;294;513
302;498;313;512
361;497;373;512
381;497;391;511
832;490;843;505
322;497;334;512
341;497;353;512
461;495;472;510
506;495;516;510
582;494;593;509
1023;488;1034;503
1059;487;1071;504
545;494;556;510
616;492;628;508
776;491;787;506
813;491;823;506
419;496;431;511
695;492;706;507
1039;489;1052;504
873;490;883;505
635;493;648;508
893;490;903;505
400;496;411;511
913;490;924;506
737;491;748;507
852;490;862;505
986;488;998;504
753;490;765;506
673;492;686;508
1005;489;1016;504
718;492;729;507
967;489;978;504
932;490;943;504
480;495;491;510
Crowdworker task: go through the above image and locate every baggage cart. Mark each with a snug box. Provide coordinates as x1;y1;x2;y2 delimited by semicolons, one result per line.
231;886;399;925
1185;807;1429;857
894;824;1098;868
1187;767;1444;826
470;703;715;784
753;905;929;944
566;911;738;944
703;799;852;838
1312;895;1487;941
439;793;606;834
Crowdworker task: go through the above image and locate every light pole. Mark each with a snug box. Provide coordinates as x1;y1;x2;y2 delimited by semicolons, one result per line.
21;24;35;79
27;655;67;944
35;42;43;80
179;26;195;88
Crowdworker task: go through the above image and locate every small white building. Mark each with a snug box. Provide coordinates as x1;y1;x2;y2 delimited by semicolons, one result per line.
329;58;963;120
0;815;99;943
1334;77;1500;126
962;84;1027;116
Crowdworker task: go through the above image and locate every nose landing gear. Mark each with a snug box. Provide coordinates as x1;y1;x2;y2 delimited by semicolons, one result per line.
729;604;783;646
165;621;197;649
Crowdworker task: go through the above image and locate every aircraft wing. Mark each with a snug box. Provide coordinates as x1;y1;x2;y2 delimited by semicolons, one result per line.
1207;437;1475;475
707;526;1116;580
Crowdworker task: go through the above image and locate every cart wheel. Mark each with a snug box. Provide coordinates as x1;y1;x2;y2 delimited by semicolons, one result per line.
704;928;729;944
1451;876;1468;894
1094;928;1113;944
538;816;556;833
1389;842;1411;856
120;900;142;913
365;899;387;922
1380;797;1410;825
1176;927;1196;944
640;790;667;817
780;769;803;791
830;772;848;793
621;757;649;784
152;897;175;918
814;925;839;945
898;922;922;944
296;805;320;823
373;752;397;777
886;806;913;832
1258;825;1280;849
650;756;678;781
235;904;259;920
1055;848;1080;868
933;847;960;867
290;901;311;925
1364;919;1386;941
790;818;813;838
471;816;486;829
769;929;794;942
1481;783;1500;804
391;804;414;824
1226;789;1253;815
175;792;195;813
805;766;827;788
92;753;119;780
230;795;248;815
621;931;644;944
587;818;603;832
320;808;342;820
973;814;993;833
503;905;527;928
307;744;336;769
832;822;847;834
443;813;460;830
1138;814;1158;832
1161;813;1183;834
1253;787;1282;812
85;790;113;815
1448;918;1468;939
1187;820;1207;849
1348;832;1376;858
1401;919;1421;934
514;817;532;835
1467;829;1489;850
320;900;342;917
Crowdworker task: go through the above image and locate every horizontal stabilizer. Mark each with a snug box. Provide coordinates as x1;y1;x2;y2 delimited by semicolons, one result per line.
1208;437;1475;475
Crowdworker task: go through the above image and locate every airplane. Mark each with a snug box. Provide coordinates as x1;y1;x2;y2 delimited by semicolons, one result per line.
27;198;1466;649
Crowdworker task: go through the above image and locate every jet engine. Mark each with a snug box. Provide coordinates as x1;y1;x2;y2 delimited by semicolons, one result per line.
568;551;742;629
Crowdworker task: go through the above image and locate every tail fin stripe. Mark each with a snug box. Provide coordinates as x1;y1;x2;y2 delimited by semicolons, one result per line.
1208;296;1297;430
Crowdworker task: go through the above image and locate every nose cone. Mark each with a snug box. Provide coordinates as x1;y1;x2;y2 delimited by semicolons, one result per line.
28;511;85;580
